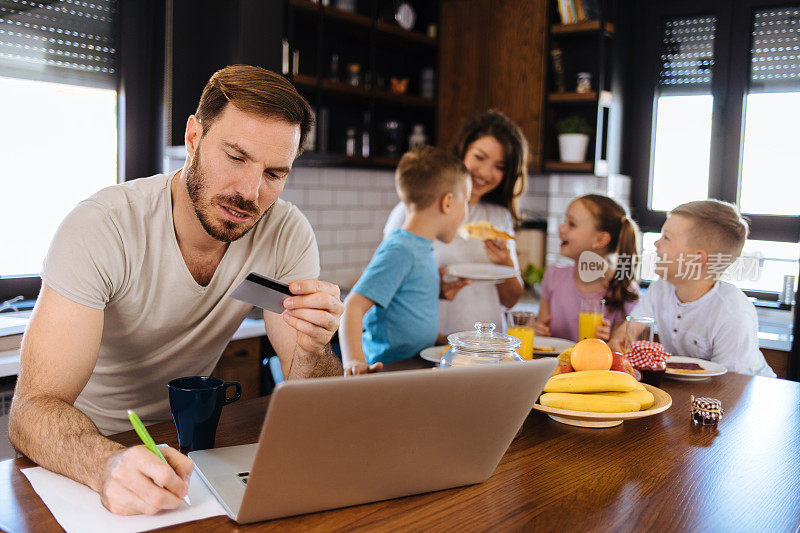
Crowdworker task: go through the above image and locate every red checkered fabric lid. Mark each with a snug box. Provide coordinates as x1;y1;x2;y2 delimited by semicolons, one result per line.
625;340;671;368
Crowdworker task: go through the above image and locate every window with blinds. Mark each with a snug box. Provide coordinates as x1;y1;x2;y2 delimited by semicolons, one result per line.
0;0;119;279
0;0;117;89
749;6;800;92
740;5;800;216
650;15;717;211
658;15;717;93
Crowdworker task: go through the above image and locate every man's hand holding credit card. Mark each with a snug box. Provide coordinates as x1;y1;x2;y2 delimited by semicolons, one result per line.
231;272;345;377
230;272;294;314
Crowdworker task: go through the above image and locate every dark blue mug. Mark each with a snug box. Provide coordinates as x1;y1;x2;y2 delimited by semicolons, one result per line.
168;376;242;452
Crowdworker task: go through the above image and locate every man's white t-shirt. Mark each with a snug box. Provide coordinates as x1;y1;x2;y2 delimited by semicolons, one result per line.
631;279;775;377
42;171;320;434
384;201;522;336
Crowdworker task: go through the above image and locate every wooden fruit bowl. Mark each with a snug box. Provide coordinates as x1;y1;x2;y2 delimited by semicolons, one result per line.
532;384;672;428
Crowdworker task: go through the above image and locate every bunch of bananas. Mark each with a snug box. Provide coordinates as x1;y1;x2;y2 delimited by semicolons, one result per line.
539;370;654;413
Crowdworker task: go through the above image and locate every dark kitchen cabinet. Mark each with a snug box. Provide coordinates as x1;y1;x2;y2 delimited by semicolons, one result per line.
166;0;284;147
165;0;440;169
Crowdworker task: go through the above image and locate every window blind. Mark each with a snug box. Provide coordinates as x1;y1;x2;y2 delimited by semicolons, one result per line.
658;15;717;94
750;6;800;92
0;0;117;89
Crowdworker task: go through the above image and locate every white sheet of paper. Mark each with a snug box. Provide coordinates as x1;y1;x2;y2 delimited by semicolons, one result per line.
21;466;227;533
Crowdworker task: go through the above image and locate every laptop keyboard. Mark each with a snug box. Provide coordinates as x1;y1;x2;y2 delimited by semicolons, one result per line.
238;471;250;485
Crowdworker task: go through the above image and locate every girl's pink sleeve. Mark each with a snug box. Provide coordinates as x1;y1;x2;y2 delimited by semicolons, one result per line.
540;265;556;301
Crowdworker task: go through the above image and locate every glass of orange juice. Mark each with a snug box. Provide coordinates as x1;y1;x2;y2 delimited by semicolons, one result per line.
505;310;535;359
578;298;605;340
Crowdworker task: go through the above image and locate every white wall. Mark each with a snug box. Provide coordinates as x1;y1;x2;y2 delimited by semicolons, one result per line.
519;174;632;266
281;167;399;290
165;151;632;290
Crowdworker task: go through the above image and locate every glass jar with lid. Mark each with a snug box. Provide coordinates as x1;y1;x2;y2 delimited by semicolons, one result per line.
440;322;524;367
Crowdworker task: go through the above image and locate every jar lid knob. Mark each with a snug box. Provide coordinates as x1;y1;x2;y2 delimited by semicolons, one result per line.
474;322;496;336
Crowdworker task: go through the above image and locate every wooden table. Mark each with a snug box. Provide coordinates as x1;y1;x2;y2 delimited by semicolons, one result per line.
3;360;800;532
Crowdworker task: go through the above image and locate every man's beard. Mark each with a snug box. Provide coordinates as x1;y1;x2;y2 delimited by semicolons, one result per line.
185;145;266;242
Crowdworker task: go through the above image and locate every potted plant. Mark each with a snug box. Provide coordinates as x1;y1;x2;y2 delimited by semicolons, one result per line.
555;115;592;163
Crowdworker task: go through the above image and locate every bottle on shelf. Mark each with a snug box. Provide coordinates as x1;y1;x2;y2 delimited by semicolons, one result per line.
347;63;361;87
408;124;428;149
346;128;357;156
334;0;355;12
361;112;371;158
329;53;340;81
420;68;435;99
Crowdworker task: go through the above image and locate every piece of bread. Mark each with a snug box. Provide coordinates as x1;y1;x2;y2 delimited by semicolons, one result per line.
458;221;515;241
666;362;707;374
533;343;555;352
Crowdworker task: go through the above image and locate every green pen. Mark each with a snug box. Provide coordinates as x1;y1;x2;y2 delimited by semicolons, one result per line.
127;409;191;506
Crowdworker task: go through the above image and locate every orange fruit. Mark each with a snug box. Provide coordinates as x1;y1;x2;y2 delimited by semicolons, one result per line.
570;338;613;371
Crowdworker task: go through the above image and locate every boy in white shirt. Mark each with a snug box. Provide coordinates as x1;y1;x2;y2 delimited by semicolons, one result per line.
610;200;775;377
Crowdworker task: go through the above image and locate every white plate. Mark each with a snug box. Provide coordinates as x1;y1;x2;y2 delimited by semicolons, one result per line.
419;345;450;363
533;384;672;428
530;336;573;356
664;355;727;381
446;263;517;281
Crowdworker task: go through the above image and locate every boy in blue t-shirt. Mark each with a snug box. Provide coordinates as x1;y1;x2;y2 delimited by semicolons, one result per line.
340;146;471;375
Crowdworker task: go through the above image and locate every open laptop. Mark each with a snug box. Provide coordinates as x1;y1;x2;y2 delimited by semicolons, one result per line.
190;359;556;524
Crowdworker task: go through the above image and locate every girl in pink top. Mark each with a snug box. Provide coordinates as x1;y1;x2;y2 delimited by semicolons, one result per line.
535;195;641;342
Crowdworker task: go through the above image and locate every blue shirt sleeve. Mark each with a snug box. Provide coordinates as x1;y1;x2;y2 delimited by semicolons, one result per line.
352;241;413;309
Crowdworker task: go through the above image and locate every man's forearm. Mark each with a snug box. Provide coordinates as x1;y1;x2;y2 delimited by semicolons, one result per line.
288;343;343;379
9;394;123;491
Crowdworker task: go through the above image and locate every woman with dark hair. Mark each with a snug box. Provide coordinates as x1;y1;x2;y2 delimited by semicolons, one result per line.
384;109;529;338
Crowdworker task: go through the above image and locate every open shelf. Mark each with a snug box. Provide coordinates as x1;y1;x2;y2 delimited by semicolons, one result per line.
322;4;373;28
290;0;436;47
375;21;437;47
292;73;318;90
374;90;435;108
548;91;598;103
289;0;318;12
294;75;435;109
544;160;594;173
320;79;370;99
551;20;615;35
287;0;438;168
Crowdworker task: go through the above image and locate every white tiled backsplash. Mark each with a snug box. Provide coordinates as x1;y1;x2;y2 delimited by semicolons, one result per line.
164;152;630;290
282;167;399;289
520;174;632;267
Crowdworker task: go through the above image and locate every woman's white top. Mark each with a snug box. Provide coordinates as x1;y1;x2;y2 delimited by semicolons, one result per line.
384;201;522;336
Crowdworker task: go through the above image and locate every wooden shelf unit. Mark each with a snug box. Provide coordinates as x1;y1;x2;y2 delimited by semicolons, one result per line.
542;1;618;176
322;4;373;28
544;160;594;172
375;20;437;47
551;20;615;35
286;0;439;164
291;0;436;46
294;76;436;109
548;91;597;103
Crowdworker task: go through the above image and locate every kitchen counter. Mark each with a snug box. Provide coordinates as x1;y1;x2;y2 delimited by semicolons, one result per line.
511;291;793;351
0;317;267;379
0;296;792;378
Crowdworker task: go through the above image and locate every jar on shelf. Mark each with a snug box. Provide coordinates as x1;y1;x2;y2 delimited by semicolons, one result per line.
345;128;357;156
576;72;592;93
408;124;427;149
440;322;524;367
347;63;361;87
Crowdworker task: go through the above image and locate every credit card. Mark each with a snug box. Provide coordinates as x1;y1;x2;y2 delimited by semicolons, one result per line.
230;272;293;314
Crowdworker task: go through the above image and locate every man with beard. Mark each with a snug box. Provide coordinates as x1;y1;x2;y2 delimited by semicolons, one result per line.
9;65;344;515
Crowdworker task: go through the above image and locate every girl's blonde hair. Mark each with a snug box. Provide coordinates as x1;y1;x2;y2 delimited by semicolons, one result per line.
577;194;641;312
